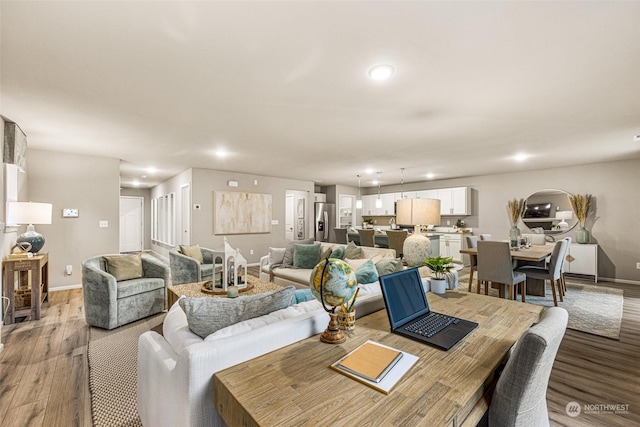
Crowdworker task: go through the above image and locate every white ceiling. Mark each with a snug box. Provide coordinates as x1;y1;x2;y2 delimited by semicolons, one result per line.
2;1;639;189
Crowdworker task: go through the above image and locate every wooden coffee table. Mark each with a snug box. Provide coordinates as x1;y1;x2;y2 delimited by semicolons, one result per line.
167;275;283;307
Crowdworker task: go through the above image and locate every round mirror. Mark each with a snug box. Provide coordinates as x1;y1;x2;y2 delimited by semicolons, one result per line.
521;189;577;235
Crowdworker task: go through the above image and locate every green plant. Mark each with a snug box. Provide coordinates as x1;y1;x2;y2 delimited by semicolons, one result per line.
424;256;454;280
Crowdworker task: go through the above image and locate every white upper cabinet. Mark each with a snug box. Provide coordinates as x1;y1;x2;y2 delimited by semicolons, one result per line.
314;193;326;202
361;194;377;216
436;187;471;215
380;193;396;215
365;187;471;216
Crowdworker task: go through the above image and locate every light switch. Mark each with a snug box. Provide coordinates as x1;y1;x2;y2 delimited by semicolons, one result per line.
99;221;108;228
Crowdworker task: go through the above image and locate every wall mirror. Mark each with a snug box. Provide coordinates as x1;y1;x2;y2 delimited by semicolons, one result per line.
522;189;577;235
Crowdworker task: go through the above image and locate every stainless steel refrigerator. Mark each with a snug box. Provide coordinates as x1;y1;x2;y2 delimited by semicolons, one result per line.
314;202;336;242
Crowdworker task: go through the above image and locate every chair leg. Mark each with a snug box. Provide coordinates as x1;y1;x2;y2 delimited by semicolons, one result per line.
468;269;475;292
557;278;564;302
521;282;526;303
550;280;558;306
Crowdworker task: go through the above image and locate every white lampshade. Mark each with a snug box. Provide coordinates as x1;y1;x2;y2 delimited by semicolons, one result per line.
7;202;53;226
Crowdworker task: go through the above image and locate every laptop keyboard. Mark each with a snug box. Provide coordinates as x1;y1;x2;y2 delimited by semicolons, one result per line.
405;312;460;338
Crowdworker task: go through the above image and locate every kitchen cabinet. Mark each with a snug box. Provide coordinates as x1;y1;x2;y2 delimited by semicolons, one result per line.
439;234;463;263
438;187;471;215
361;195;377;216
380;193;396;215
565;243;598;282
314;193;326;202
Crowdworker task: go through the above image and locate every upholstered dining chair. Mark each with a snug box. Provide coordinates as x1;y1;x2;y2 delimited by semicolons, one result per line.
333;227;348;244
477;241;527;301
465;236;479;292
488;307;569;427
357;228;375;247
479;234;492;241
385;230;408;259
516;239;569;307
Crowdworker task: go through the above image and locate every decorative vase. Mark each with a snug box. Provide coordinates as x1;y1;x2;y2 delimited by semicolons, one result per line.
576;226;590;244
431;278;447;294
509;225;521;249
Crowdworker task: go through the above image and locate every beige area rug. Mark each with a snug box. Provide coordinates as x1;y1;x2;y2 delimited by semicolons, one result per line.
458;274;623;339
88;313;165;427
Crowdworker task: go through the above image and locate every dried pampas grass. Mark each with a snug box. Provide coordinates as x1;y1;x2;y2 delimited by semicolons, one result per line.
507;198;527;226
569;194;592;227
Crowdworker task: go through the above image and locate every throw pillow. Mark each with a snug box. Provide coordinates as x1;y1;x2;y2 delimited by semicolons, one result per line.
355;259;379;284
293;243;322;269
320;246;333;261
179;244;204;264
104;253;143;281
282;238;314;266
268;247;286;265
343;241;363;259
330;246;345;259
294;289;315;304
375;257;404;276
179;286;296;338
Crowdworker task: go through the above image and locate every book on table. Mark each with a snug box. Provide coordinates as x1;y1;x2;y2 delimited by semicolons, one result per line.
331;340;419;394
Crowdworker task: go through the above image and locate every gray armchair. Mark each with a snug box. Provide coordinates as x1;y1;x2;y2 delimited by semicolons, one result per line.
169;247;218;285
82;254;169;330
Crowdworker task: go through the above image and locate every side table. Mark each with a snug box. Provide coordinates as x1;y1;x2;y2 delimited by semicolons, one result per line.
2;253;49;324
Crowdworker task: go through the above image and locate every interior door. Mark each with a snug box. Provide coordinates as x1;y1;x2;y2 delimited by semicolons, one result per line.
285;193;294;240
120;196;143;252
180;184;191;245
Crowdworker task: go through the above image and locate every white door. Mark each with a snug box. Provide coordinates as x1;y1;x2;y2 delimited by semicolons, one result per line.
120;196;143;252
285;194;294;240
180;184;191;245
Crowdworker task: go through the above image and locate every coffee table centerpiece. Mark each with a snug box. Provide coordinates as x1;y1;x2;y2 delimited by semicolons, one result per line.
309;258;358;344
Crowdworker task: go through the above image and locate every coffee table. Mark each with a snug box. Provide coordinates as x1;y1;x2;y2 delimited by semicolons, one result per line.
167;275;282;307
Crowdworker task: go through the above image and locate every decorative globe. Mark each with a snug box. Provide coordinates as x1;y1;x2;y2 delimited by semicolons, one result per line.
309;258;357;309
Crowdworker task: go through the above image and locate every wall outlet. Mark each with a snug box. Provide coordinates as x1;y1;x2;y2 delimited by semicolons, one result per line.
250;249;254;255
446;220;451;225
65;265;73;275
99;220;108;228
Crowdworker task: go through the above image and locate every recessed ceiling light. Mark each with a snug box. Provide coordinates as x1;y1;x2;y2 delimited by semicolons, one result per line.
365;168;374;174
146;167;157;174
132;180;140;187
214;149;228;158
426;173;435;179
513;153;529;162
368;64;394;81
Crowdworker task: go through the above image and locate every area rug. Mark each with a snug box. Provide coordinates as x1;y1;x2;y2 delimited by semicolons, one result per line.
458;274;623;339
88;313;165;427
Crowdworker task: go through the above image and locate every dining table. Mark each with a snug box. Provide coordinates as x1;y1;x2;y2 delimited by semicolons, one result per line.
460;244;553;296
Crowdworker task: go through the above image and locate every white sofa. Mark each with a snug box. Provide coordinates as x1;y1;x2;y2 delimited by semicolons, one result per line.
137;281;385;427
260;242;397;288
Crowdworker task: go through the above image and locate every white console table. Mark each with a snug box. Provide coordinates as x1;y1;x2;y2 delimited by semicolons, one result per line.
565;243;598;282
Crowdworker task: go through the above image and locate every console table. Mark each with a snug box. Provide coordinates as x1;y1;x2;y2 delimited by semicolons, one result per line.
2;253;49;324
213;291;543;426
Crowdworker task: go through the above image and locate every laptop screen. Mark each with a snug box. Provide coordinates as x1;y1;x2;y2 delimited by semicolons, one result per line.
379;268;430;329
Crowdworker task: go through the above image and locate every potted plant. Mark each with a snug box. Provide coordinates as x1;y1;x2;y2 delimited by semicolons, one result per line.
362;218;373;228
424;256;454;294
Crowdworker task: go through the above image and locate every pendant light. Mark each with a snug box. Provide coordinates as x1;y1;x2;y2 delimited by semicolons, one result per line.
355;175;363;209
375;172;382;209
400;168;405;199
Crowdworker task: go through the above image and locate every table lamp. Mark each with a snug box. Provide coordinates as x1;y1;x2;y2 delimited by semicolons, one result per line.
309;258;358;344
555;211;573;229
396;198;441;267
7;201;53;253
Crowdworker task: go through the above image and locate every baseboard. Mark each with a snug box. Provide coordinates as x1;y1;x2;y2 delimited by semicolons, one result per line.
50;283;83;291
600;277;640;286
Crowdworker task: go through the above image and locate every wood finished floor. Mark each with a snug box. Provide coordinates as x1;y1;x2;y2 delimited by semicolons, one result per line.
0;270;638;426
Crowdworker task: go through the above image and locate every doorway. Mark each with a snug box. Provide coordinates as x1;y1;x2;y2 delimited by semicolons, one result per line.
120;196;143;252
180;184;191;245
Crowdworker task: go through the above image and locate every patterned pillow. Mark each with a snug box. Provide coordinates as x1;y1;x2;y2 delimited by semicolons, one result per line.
103;253;143;281
179;286;296;338
179;244;204;264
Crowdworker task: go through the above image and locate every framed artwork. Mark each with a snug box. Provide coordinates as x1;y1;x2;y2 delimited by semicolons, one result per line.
214;191;272;235
297;198;305;218
297;218;305;239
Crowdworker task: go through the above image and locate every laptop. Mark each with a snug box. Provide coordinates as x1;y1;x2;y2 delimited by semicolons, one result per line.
378;268;478;351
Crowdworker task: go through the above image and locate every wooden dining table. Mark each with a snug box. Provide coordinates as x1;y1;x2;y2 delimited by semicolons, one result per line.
460;244;553;296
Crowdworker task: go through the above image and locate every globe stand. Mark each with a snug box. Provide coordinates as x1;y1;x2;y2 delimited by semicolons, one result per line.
320;312;346;344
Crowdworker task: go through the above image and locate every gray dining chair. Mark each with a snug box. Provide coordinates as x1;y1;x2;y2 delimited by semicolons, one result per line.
516;239;569;307
357;228;375;247
479;234;492;241
477;241;527;301
385;230;408;259
333;228;348;244
465;236;479;293
488;307;569;427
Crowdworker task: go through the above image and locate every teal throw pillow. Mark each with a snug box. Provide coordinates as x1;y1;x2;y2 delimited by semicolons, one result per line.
375;257;404;276
294;289;314;304
343;241;363;259
355;259;379;284
293;243;322;269
330;246;345;259
282;238;314;266
179;286;296;338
